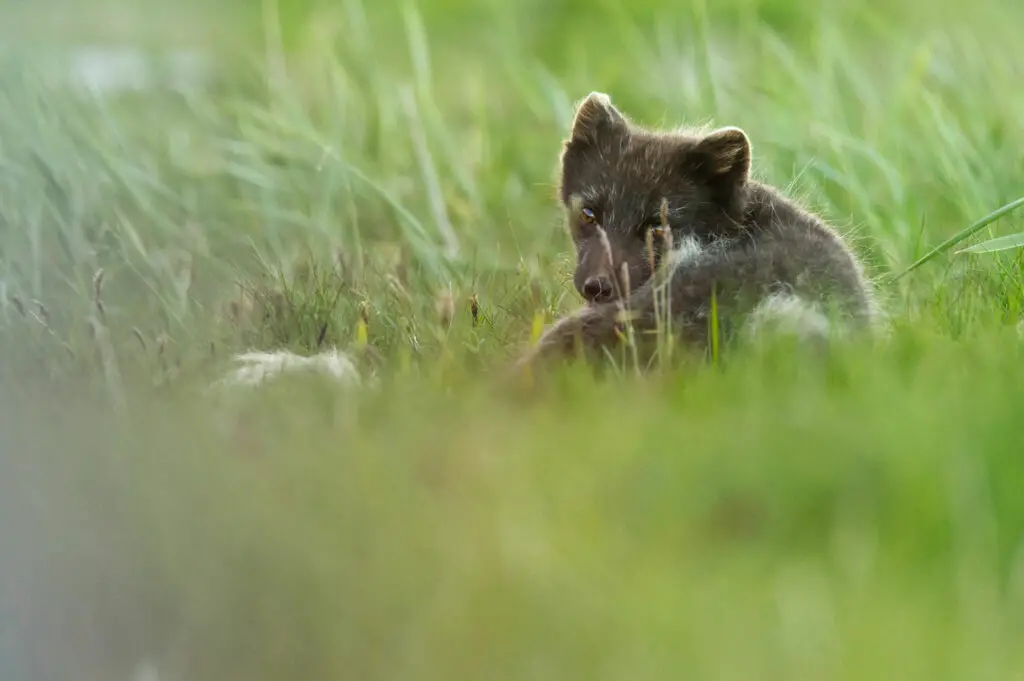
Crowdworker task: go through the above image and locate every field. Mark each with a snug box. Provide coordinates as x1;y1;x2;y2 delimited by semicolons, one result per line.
2;0;1024;679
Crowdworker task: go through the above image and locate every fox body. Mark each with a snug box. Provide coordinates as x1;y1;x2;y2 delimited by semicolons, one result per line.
517;92;879;371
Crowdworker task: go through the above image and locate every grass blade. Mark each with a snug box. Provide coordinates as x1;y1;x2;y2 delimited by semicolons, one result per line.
956;231;1024;255
891;196;1024;280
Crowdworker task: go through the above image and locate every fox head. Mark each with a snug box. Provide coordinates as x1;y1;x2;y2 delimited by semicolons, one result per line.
558;92;753;304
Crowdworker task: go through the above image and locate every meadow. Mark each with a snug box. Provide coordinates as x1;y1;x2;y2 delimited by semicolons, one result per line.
2;0;1024;678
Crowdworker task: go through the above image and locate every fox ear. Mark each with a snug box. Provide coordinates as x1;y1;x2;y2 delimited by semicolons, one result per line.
568;91;628;146
691;126;751;186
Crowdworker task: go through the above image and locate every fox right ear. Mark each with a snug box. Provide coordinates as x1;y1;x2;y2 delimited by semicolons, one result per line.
568;92;628;146
691;126;751;186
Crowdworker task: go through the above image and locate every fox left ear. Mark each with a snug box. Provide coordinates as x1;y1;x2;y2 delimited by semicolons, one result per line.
692;126;751;187
568;91;628;146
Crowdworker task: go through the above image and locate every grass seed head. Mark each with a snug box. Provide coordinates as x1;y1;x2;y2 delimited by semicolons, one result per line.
9;294;25;317
131;327;147;352
93;268;105;301
32;300;50;327
436;290;455;329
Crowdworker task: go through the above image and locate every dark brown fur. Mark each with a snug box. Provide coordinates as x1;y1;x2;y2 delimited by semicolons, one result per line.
515;92;878;373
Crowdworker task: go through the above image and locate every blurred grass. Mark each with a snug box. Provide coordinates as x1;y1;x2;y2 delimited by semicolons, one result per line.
2;0;1024;679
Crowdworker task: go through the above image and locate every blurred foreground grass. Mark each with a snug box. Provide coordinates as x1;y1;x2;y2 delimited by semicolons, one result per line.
2;0;1024;678
6;333;1024;680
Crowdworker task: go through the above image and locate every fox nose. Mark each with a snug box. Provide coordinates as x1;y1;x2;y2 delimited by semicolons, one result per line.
582;276;613;302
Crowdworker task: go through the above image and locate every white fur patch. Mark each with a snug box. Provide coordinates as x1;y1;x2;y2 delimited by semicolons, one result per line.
666;234;705;268
217;349;361;389
743;292;832;342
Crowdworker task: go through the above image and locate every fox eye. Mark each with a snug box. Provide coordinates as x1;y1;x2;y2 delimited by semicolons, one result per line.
580;207;597;224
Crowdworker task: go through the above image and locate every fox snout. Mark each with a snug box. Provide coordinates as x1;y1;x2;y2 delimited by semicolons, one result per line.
573;243;620;303
580;274;615;303
573;241;651;305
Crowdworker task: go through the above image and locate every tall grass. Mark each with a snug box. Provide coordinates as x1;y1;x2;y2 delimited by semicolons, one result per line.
2;0;1024;679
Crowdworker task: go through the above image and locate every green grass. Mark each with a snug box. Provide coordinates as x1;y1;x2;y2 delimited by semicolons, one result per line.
2;0;1024;678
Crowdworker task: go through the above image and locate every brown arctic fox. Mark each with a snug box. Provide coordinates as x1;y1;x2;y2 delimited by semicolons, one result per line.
515;92;879;373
